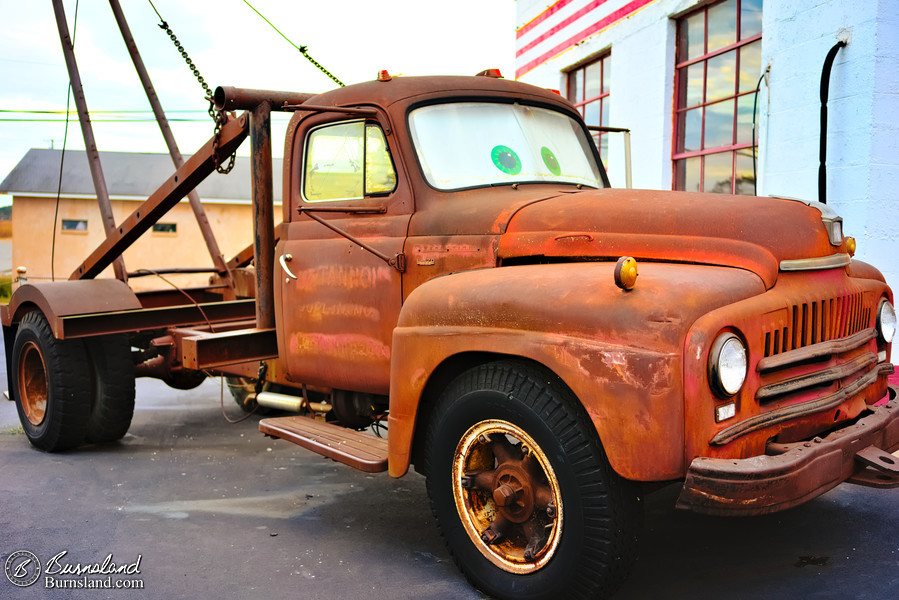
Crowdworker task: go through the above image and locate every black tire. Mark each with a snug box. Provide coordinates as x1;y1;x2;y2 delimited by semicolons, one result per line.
423;360;642;600
11;311;92;451
85;335;135;443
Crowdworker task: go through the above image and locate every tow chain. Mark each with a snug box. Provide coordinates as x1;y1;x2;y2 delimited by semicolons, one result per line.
151;2;236;174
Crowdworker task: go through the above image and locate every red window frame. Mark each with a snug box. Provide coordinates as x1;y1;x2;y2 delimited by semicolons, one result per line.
673;0;762;194
567;53;611;165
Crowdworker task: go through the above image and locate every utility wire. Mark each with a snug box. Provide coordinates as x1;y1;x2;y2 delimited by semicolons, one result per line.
1;109;207;114
2;117;211;122
240;0;345;87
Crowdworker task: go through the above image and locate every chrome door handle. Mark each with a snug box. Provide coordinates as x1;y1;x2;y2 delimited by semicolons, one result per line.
279;254;297;279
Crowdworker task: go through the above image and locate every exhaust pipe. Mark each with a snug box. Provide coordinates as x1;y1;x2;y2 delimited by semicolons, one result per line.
255;391;332;413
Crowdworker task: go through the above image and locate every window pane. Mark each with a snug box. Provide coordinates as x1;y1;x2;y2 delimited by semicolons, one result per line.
735;150;756;195
569;69;584;102
600;98;610;127
305;121;364;202
740;0;763;39
706;50;737;103
707;0;737;53
679;12;705;61
61;219;87;231
584;100;600;127
585;61;602;99
679;107;702;153
599;134;609;166
736;94;756;145
738;40;762;93
680;63;704;107
676;157;701;192
365;124;396;195
601;55;611;94
705;99;735;148
704;151;734;193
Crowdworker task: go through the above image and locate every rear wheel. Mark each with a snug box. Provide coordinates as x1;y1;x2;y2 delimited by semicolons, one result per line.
85;335;135;443
12;311;91;451
424;360;642;600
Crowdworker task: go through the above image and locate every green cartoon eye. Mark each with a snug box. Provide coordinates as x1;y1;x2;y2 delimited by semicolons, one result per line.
491;145;522;175
541;147;561;175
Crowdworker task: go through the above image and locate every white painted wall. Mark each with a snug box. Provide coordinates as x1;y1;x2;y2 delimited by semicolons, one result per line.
517;0;899;287
760;0;899;286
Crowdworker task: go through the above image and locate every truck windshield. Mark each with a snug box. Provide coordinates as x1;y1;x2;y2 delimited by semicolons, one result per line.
409;102;604;190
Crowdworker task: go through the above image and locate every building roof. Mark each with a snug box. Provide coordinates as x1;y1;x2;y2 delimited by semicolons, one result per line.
0;148;283;203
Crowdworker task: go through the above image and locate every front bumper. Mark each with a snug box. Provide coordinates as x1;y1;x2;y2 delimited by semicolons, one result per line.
677;385;899;516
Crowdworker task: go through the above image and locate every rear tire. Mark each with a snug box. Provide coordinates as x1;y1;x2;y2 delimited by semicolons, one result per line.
11;311;91;451
85;335;135;443
423;360;642;600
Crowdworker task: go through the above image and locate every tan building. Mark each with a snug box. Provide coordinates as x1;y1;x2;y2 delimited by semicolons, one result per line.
0;149;282;292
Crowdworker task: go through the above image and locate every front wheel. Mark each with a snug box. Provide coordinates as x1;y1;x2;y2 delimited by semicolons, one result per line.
424;361;642;600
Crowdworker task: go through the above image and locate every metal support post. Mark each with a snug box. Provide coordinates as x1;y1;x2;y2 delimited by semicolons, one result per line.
51;0;127;281
108;0;233;293
250;101;275;329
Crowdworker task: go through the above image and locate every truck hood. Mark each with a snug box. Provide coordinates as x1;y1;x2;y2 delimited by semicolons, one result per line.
496;188;848;289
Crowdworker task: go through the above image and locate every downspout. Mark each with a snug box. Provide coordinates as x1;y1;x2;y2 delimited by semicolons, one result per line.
818;40;847;205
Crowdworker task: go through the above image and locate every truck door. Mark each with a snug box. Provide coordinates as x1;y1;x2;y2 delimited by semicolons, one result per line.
274;117;410;395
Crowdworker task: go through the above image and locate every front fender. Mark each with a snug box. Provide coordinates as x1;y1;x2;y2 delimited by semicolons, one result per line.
388;262;765;479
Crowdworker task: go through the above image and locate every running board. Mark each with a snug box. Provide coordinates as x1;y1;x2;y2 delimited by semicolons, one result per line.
259;416;388;473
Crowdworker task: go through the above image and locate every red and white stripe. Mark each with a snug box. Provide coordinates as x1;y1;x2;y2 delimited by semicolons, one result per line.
516;0;657;78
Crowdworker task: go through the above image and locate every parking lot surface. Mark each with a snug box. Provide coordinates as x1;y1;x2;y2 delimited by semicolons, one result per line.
1;348;897;599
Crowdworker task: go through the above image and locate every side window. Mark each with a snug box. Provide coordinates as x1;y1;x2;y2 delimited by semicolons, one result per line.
304;121;397;202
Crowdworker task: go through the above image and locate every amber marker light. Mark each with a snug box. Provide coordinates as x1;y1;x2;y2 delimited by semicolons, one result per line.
846;236;856;256
614;256;638;290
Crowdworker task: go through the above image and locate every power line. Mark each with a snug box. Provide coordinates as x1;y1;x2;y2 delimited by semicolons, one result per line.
1;117;211;122
0;109;207;114
241;0;344;87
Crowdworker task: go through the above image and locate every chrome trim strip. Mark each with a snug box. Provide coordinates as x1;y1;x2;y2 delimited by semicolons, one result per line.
756;352;878;401
757;328;876;373
779;253;850;272
711;363;893;446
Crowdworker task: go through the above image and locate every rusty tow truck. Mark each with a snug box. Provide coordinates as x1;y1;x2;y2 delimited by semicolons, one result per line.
3;53;898;600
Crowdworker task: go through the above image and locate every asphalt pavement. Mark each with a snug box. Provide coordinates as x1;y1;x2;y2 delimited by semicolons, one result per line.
0;343;897;600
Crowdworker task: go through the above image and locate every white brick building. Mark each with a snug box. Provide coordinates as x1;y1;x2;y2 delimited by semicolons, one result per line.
516;0;899;286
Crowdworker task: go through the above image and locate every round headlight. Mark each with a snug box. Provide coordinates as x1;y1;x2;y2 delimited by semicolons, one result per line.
878;300;896;344
709;332;747;397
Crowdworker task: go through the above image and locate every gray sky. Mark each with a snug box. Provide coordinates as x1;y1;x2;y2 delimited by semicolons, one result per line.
0;0;517;206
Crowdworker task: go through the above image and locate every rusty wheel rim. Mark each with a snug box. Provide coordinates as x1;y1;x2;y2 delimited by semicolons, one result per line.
18;341;49;426
452;419;563;574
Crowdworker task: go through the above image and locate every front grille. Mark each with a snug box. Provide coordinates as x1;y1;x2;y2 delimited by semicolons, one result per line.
763;293;870;357
709;279;889;447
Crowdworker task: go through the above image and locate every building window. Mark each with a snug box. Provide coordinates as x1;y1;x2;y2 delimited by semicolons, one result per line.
567;53;611;165
152;223;177;234
674;0;762;194
61;219;87;232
